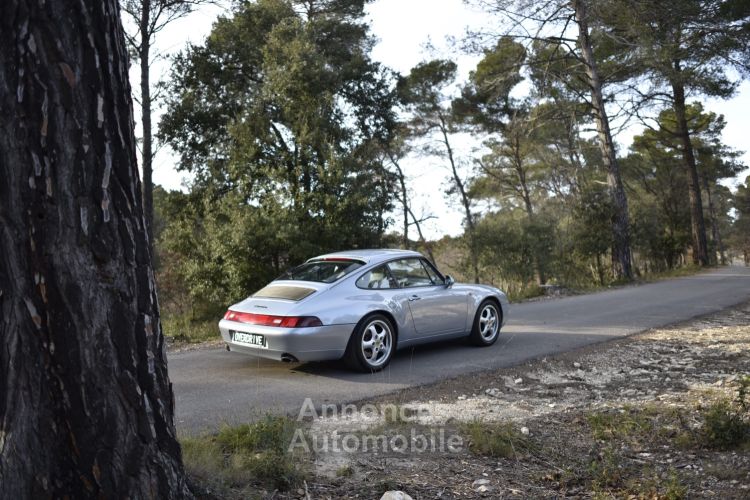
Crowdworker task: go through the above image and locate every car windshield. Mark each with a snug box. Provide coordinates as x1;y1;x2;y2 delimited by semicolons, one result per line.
278;259;364;283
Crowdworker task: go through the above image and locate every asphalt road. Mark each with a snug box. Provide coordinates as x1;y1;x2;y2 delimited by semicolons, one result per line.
170;266;750;435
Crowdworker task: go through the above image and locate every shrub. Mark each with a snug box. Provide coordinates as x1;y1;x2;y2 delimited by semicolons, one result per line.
696;377;750;450
181;415;305;492
463;421;532;458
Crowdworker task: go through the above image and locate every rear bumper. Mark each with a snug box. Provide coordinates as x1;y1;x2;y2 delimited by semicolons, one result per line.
218;319;354;362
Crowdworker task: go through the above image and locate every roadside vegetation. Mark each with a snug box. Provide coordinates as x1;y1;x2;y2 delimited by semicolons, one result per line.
181;415;307;498
181;303;750;498
147;0;750;339
458;388;748;499
5;0;749;497
162;316;219;345
161;261;710;345
463;420;534;459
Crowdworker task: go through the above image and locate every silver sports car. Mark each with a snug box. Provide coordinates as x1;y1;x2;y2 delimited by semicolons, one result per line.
219;249;509;372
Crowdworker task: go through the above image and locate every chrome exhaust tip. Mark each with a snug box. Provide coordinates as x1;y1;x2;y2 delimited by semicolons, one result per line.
280;353;299;363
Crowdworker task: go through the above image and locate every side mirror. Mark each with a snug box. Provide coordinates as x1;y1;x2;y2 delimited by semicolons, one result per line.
444;275;455;287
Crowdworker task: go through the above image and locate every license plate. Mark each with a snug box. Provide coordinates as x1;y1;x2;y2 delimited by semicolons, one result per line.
232;331;267;348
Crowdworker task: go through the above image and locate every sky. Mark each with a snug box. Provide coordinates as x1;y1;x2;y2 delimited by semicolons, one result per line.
134;0;750;241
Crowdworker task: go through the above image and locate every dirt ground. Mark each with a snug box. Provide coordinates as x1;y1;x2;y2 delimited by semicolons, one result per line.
276;301;750;499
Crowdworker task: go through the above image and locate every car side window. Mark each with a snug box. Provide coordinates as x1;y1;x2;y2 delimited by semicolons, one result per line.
387;258;434;288
356;265;395;289
421;259;444;285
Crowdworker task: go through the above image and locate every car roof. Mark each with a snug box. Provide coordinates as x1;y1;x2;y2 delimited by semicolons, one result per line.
308;249;423;265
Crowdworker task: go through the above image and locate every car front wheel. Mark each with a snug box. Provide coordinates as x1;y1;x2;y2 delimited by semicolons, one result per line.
345;314;394;372
469;300;501;346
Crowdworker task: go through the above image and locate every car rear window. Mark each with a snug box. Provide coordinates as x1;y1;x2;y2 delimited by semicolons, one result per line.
253;285;317;301
278;259;365;283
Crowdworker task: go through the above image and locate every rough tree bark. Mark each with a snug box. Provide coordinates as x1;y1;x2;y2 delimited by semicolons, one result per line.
0;1;191;498
573;0;634;281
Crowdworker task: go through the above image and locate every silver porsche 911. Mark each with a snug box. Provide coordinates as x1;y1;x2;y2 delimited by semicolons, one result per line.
218;249;509;372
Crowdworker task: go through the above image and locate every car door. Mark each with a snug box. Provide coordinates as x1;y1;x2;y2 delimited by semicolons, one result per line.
386;258;468;336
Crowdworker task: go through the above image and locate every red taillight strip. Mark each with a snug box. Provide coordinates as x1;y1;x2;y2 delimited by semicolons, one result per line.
223;310;322;328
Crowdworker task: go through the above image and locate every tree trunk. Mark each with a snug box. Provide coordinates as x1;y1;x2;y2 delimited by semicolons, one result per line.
140;0;155;257
407;207;437;264
573;0;633;281
510;131;546;285
388;152;436;262
701;172;725;265
387;152;411;249
595;253;605;286
671;77;709;266
515;165;546;285
0;1;191;498
439;114;479;283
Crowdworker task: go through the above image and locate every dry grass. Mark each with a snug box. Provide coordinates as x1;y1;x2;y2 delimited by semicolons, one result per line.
182;415;306;497
162;315;219;344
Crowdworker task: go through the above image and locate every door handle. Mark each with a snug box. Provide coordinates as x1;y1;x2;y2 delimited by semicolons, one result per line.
408;295;421;301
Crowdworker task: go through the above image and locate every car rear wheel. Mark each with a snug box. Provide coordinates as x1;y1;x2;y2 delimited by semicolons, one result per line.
345;314;394;372
469;300;501;346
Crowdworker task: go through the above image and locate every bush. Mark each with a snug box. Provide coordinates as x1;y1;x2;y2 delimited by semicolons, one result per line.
463;421;533;458
181;415;305;492
161;315;219;344
700;377;750;450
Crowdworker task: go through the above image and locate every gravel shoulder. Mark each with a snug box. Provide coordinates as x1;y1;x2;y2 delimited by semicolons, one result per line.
286;301;750;499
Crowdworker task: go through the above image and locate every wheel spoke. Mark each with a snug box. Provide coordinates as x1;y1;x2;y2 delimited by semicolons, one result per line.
479;305;498;340
360;319;392;367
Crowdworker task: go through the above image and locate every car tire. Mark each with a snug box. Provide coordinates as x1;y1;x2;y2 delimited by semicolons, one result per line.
469;299;501;346
344;313;395;372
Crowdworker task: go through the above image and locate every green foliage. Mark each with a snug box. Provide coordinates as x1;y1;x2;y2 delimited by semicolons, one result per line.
700;377;750;450
181;415;304;492
506;284;544;302
335;464;354;477
729;176;750;262
161;316;218;344
463;420;533;458
398;59;457;112
149;0;749;322
584;407;689;498
587;407;656;443
624;104;745;268
397;58;484;281
623;469;687;500
215;415;296;456
453;37;526;130
475;211;556;288
570;186;613;257
600;0;750;266
157;0;399;316
606;0;750;101
701;399;750;450
588;445;624;492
